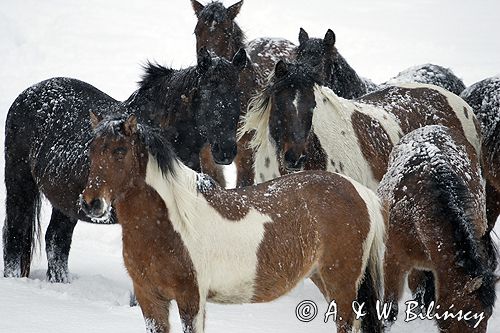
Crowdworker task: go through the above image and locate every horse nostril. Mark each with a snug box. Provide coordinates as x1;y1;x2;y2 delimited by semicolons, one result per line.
90;199;103;214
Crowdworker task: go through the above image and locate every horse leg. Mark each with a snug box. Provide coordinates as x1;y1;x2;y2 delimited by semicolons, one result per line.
199;145;226;187
383;249;410;329
134;284;171;333
407;270;436;313
177;292;205;333
45;209;77;283
235;132;255;187
3;158;41;278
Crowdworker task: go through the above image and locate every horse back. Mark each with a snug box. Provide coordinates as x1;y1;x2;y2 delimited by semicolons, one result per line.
5;77;120;218
359;83;481;153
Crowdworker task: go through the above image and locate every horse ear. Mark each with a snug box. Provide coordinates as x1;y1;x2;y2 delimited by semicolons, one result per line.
299;27;309;45
227;0;243;20
89;111;103;129
324;29;336;48
274;60;288;79
232;48;247;71
123;114;138;136
464;276;483;294
197;47;212;71
191;0;204;18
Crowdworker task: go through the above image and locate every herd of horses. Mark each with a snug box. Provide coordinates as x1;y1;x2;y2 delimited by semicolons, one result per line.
3;1;500;332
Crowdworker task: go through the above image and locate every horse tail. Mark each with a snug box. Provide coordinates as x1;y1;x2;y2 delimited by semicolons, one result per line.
3;94;43;277
357;198;386;333
430;164;497;311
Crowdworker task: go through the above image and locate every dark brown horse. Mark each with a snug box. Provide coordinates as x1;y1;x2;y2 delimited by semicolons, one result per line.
461;76;500;234
191;0;295;187
81;114;386;333
296;28;466;98
3;47;246;282
378;125;496;332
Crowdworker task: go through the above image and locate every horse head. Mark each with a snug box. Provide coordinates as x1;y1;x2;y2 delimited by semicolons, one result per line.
81;113;146;220
194;46;247;165
192;0;245;59
296;28;336;85
265;60;318;172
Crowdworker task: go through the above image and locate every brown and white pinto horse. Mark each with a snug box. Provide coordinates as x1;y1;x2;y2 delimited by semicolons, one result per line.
378;125;496;332
191;0;295;187
240;60;481;188
81;114;386;333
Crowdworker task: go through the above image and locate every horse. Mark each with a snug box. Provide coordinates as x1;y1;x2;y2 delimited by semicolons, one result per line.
3;47;246;282
461;76;500;233
239;60;480;188
81;114;386;333
192;0;263;187
377;125;496;332
296;28;465;98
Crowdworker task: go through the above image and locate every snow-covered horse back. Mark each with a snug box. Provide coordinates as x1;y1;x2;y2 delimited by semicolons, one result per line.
240;60;481;190
81;114;386;333
378;125;496;332
2;48;246;282
461;76;500;231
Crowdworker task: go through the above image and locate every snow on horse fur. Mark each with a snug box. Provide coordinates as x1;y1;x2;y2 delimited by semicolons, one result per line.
383;63;466;95
378;125;496;332
240;60;480;190
461;76;500;231
81;114;386;333
2;48;245;283
296;28;465;97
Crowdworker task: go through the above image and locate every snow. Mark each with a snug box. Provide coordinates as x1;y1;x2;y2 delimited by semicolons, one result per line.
1;0;500;332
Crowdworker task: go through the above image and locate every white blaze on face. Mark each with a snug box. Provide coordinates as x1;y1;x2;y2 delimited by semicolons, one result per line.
144;155;273;304
293;91;300;116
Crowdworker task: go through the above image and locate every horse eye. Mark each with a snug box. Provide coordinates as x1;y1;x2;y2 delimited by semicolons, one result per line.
112;147;127;158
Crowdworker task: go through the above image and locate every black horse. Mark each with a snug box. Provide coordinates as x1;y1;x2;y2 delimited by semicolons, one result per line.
296;27;465;98
3;47;247;282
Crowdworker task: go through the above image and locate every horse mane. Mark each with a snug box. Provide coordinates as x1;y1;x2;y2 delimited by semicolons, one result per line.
428;162;496;310
196;1;247;49
93;115;177;178
137;61;199;117
239;62;323;151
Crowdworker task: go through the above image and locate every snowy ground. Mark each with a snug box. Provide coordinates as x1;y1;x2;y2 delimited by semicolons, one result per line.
1;0;500;332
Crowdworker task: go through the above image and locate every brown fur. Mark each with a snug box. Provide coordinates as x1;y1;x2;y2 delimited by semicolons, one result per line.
379;125;494;332
82;116;385;333
351;110;394;182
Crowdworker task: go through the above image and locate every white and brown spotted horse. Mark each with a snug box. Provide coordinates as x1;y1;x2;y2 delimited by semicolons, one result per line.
378;125;496;332
240;60;480;188
81;114;386;333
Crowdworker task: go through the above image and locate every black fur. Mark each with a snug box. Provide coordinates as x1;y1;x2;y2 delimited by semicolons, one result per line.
3;51;243;282
357;266;383;333
429;162;497;311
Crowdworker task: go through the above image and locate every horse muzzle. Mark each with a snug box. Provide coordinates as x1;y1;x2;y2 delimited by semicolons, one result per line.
79;196;111;221
211;140;238;165
284;149;307;172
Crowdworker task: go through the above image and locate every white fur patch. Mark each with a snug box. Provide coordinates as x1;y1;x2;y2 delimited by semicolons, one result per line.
394;82;481;153
145;155;273;304
313;85;402;190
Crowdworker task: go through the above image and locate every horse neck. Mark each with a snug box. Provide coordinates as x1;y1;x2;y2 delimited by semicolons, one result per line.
144;153;210;234
329;52;368;99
